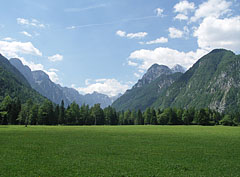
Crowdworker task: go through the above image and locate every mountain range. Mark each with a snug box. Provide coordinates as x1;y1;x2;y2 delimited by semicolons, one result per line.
1;49;240;113
9;58;119;108
113;49;240;113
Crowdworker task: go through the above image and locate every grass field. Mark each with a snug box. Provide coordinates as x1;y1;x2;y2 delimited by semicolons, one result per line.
0;126;240;177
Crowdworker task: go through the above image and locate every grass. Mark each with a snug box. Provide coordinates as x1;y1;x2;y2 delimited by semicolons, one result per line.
0;125;240;177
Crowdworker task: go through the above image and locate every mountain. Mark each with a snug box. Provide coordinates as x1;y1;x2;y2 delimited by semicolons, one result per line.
133;64;173;88
171;64;186;73
0;54;46;103
84;92;115;108
9;58;116;108
112;64;184;111
152;49;240;113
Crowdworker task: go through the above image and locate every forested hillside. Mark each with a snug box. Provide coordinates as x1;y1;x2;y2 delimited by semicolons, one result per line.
153;49;240;113
0;54;46;103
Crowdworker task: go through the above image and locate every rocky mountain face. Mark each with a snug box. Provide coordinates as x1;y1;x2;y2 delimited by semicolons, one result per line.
133;64;173;88
171;64;186;73
0;55;46;103
133;64;185;89
112;64;184;111
152;49;240;113
10;58;117;108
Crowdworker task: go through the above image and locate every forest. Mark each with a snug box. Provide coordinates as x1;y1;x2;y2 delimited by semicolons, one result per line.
0;95;239;126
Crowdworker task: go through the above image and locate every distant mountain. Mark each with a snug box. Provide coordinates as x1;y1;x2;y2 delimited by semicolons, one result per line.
112;64;184;111
0;54;46;103
10;58;117;108
152;49;240;113
171;64;186;73
133;64;173;88
84;92;115;108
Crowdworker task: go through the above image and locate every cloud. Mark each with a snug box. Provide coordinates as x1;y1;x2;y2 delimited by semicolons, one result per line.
116;30;126;37
2;37;15;41
48;54;63;62
174;0;195;14
73;79;130;97
64;4;106;12
45;69;59;83
128;60;138;66
66;26;76;30
155;8;164;17
17;18;45;28
194;16;240;52
0;40;42;58
174;14;188;20
126;32;148;39
141;37;168;45
116;30;148;39
168;27;184;38
128;47;208;70
134;73;141;78
20;31;32;37
49;68;59;72
190;0;232;22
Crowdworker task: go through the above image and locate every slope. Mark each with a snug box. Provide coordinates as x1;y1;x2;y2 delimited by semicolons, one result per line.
0;54;46;103
112;64;184;111
153;49;240;113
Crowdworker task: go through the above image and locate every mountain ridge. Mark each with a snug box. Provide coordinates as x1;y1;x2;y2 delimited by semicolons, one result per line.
112;63;185;111
9;58;118;108
0;54;46;103
113;49;240;113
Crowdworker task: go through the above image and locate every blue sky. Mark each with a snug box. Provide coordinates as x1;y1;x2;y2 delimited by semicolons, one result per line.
0;0;239;96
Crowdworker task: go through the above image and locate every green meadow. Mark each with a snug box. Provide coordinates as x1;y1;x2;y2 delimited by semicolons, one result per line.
0;126;240;177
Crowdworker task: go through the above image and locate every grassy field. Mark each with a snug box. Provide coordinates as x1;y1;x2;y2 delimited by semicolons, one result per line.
0;126;240;177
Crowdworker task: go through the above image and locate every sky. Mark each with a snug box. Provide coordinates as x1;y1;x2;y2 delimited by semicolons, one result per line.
0;0;240;97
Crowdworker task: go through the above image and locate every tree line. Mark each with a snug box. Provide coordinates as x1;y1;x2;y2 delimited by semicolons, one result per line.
0;95;239;126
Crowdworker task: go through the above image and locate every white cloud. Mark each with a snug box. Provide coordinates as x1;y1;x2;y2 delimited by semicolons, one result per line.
49;68;59;72
2;37;15;41
116;30;126;37
17;18;45;28
126;32;148;39
194;16;240;52
128;60;138;66
128;47;208;70
116;30;148;39
134;73;141;78
73;79;130;97
174;0;195;14
0;40;42;58
45;69;59;83
66;26;76;30
190;0;232;22
168;27;184;38
142;37;168;45
155;8;164;17
48;54;63;62
85;79;92;86
20;31;32;37
174;14;188;20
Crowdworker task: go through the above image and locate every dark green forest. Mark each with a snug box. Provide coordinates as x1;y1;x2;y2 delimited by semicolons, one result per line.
0;95;239;126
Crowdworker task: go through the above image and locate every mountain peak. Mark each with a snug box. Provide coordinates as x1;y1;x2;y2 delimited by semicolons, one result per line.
133;63;172;88
171;64;186;73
